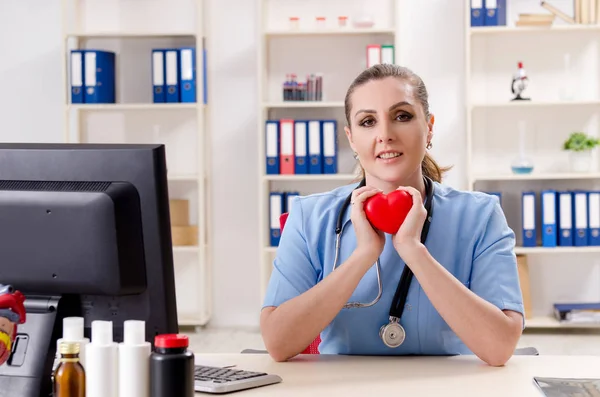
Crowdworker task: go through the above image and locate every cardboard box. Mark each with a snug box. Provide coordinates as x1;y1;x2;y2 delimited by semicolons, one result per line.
172;225;198;246
169;199;189;226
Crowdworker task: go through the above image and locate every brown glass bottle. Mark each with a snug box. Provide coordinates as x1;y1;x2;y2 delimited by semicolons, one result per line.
53;341;85;397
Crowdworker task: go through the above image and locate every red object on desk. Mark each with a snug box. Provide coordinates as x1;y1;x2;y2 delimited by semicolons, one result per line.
279;212;321;355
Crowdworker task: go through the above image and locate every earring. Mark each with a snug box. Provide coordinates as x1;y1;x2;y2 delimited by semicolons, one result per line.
426;142;432;150
353;152;359;160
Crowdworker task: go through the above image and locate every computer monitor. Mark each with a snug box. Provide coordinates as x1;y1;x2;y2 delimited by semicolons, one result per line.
0;143;179;397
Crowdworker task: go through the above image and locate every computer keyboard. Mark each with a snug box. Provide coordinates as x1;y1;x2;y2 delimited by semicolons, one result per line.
194;364;282;394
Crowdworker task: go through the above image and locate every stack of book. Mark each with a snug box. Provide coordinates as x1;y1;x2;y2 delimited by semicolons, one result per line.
515;13;555;27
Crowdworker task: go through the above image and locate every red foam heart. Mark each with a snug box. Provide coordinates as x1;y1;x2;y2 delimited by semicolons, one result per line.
363;190;413;234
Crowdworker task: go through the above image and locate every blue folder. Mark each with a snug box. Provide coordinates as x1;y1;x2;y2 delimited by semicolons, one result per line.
179;47;196;103
522;191;536;247
83;50;116;104
70;50;85;104
541;190;557;247
265;120;280;175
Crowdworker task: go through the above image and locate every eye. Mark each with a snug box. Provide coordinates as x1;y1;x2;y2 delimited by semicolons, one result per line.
359;117;375;127
395;112;413;122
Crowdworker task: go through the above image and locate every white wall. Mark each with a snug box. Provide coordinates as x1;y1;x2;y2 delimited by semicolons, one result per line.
0;0;467;329
0;0;64;143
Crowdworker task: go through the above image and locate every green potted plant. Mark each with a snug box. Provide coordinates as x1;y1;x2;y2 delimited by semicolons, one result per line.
563;132;599;172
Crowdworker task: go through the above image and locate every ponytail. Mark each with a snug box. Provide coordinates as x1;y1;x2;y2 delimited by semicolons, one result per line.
422;152;451;183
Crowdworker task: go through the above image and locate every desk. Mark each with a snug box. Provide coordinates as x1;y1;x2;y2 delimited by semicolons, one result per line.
194;354;600;396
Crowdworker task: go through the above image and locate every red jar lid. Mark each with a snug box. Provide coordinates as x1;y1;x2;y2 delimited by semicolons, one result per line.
155;334;189;349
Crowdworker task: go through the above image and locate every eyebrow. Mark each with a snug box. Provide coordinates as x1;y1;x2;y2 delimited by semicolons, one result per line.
354;101;413;118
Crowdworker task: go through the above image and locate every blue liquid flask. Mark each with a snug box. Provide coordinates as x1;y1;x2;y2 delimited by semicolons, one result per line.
511;120;534;174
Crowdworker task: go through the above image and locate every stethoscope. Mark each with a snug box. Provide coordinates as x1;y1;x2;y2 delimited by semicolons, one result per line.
332;176;435;348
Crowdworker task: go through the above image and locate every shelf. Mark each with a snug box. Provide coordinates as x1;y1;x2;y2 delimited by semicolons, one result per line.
65;32;197;39
178;316;206;327
68;103;199;111
470;99;600;109
62;0;211;330
473;172;600;182
173;246;200;253
525;316;600;329
470;25;600;35
263;101;344;109
168;174;199;182
264;174;358;181
265;28;396;36
515;246;600;255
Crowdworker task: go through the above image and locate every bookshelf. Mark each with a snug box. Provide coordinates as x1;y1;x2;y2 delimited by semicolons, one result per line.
465;0;600;330
256;0;398;302
60;0;211;330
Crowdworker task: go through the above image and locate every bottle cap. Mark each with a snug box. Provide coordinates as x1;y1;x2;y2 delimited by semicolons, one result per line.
154;334;189;349
91;320;113;345
59;341;80;355
63;317;84;341
123;320;146;345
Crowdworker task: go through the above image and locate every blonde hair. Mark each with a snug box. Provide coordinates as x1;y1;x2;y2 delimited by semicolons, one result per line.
344;64;451;183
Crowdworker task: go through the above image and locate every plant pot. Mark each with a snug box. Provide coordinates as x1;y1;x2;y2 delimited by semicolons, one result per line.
569;150;593;173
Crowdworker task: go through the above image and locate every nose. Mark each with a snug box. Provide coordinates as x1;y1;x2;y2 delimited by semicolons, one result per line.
377;121;394;142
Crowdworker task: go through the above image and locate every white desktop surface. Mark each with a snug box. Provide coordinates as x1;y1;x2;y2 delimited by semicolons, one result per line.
194;353;600;396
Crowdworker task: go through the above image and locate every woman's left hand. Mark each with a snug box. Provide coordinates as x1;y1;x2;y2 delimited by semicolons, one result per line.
392;186;428;261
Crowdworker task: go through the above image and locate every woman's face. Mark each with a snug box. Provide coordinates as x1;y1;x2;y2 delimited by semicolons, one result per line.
345;77;433;189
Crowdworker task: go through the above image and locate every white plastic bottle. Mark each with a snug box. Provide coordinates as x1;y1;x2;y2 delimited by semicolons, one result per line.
118;320;151;397
86;320;118;397
55;317;89;369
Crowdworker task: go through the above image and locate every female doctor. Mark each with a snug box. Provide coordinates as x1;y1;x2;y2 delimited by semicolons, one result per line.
260;64;524;366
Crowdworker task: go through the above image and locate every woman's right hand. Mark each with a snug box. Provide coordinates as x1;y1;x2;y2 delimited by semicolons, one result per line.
350;186;385;263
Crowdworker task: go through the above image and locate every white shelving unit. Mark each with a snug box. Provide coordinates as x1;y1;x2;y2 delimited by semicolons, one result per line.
465;0;600;330
256;0;398;302
60;0;211;329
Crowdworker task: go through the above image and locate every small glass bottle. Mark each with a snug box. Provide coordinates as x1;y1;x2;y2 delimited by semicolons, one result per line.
54;341;86;397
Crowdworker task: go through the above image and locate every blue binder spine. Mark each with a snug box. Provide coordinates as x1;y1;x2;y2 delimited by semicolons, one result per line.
308;120;323;174
270;192;283;246
83;50;116;104
589;191;600;246
294;120;309;174
265;120;280;175
541;190;557;247
165;49;180;103
484;0;505;26
484;0;498;26
471;0;485;27
70;50;85;104
521;191;536;247
557;191;573;246
152;49;166;103
573;191;589;246
497;0;507;26
179;47;196;103
322;120;338;174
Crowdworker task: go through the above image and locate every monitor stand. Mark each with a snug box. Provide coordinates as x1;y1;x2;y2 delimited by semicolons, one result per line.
0;295;80;397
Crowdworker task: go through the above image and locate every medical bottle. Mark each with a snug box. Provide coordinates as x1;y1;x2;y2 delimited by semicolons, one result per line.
118;320;151;397
150;334;195;397
56;317;89;369
86;320;118;397
53;341;86;397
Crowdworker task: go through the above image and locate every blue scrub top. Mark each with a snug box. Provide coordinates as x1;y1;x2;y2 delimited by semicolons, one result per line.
262;180;525;356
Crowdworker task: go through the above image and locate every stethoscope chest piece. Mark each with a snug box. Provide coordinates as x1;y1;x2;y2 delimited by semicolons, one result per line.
379;316;405;348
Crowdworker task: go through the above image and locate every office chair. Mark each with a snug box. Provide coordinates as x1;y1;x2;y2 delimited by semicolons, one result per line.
245;213;538;357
